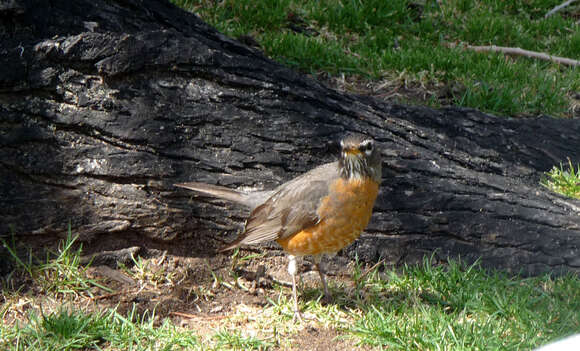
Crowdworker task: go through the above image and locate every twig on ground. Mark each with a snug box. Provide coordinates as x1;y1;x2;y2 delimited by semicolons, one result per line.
545;0;578;18
169;311;227;320
266;275;293;287
220;281;234;290
89;289;128;301
445;42;580;67
235;277;250;292
357;258;387;282
156;250;167;265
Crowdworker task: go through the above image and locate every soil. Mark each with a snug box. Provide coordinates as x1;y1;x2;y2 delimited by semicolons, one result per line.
316;71;466;109
1;234;378;350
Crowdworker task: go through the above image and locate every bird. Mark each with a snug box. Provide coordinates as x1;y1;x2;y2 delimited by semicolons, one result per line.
175;134;382;320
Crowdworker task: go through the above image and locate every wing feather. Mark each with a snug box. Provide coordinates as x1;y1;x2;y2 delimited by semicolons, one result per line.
220;162;339;250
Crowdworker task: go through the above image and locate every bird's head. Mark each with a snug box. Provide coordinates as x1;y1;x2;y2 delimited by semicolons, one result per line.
338;134;382;183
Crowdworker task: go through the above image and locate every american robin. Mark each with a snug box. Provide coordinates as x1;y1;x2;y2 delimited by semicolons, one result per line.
176;134;382;320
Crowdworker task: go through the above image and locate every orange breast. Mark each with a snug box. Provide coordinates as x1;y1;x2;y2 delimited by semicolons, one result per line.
276;177;379;256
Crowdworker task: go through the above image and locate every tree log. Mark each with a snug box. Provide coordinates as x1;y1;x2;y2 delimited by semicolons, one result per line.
1;0;580;276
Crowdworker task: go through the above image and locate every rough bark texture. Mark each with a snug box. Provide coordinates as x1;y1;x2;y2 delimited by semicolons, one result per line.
2;0;580;276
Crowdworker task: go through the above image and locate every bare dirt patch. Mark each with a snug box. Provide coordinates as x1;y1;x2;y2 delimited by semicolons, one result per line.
315;71;465;109
1;236;378;350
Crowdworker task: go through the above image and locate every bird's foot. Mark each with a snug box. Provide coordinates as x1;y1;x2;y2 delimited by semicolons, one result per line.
292;309;303;323
320;291;333;305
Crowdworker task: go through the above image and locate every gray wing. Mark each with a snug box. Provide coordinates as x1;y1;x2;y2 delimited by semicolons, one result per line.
221;162;340;250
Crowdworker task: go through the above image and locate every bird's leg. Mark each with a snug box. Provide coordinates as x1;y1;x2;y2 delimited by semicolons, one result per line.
287;255;302;322
314;255;331;302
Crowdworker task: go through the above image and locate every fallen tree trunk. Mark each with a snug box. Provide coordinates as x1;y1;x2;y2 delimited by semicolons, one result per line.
1;0;579;277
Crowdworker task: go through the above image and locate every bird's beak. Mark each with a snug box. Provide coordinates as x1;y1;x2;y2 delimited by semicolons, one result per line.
344;148;361;156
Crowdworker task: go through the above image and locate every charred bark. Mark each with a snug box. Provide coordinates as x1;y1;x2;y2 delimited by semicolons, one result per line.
1;0;580;276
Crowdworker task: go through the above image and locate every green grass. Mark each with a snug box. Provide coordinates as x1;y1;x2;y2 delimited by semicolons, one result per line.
1;228;110;296
213;329;274;350
542;159;580;199
2;230;579;350
0;307;202;351
0;307;279;351
2;250;579;350
174;0;579;118
349;257;580;349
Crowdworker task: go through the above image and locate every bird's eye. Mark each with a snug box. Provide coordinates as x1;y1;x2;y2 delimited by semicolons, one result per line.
360;141;373;152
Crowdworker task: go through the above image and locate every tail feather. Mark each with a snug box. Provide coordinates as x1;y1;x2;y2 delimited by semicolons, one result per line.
218;238;243;252
176;181;274;251
175;182;250;206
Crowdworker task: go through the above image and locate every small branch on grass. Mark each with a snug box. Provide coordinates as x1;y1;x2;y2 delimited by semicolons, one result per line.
545;0;578;18
220;280;234;290
169;311;227;320
235;277;250;292
266;275;293;287
89;289;128;301
356;258;387;283
445;42;580;67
